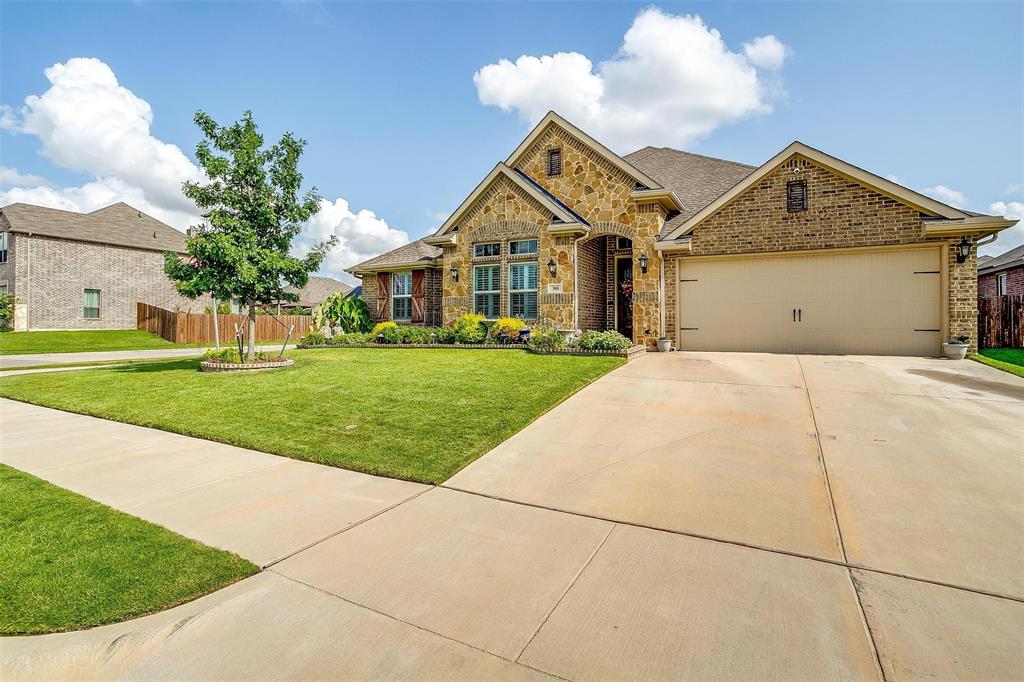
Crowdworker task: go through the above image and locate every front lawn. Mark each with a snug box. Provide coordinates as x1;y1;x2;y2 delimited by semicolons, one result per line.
0;349;622;483
971;347;1024;378
0;464;257;635
0;330;192;355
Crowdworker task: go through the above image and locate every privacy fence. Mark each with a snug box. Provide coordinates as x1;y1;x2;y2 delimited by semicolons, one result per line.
137;303;313;345
977;295;1024;349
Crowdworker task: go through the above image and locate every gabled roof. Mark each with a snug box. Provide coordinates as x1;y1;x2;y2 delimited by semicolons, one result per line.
978;243;1024;275
658;141;977;243
505;112;665;191
282;275;352;306
433;162;587;237
346;238;442;275
624;146;756;238
0;201;189;253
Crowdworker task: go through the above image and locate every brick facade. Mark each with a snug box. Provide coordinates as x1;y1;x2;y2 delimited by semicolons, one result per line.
664;154;980;350
979;266;1024;297
576;236;607;331
3;232;211;330
365;267;443;326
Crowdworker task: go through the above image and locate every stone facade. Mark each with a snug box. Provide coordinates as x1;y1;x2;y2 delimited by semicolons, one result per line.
979;266;1024;297
2;232;211;330
663;154;980;350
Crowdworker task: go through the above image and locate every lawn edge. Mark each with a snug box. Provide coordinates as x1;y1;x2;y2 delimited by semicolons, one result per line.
969;353;1024;378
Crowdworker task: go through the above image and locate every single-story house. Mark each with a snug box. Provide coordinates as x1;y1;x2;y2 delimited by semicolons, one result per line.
0;202;211;331
347;112;1015;355
275;275;353;311
978;244;1024;297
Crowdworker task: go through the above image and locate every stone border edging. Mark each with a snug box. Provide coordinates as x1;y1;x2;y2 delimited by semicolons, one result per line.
200;358;295;373
296;342;647;361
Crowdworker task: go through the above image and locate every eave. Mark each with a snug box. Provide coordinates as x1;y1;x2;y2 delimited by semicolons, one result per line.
630;189;684;212
346;257;442;277
922;216;1017;237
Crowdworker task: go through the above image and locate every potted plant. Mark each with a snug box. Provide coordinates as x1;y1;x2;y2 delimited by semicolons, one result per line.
943;335;969;360
656;335;672;353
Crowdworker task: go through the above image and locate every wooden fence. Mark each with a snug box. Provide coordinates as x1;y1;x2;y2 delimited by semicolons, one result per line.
977;295;1024;349
138;303;313;345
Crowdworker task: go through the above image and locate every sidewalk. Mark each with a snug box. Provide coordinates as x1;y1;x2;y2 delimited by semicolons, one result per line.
0;344;294;370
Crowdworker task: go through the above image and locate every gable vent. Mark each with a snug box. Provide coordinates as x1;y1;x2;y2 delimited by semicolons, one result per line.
546;148;562;177
787;180;807;212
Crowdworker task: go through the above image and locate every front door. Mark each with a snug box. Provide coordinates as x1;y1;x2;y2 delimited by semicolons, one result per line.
615;257;633;339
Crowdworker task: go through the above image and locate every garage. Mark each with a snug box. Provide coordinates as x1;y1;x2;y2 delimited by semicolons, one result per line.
676;246;943;356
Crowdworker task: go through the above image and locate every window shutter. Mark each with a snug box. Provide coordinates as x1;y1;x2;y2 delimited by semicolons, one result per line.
411;270;425;323
547;149;562;177
376;272;390;320
787;180;807;212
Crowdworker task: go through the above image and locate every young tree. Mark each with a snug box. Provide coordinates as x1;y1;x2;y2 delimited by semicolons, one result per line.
165;111;335;360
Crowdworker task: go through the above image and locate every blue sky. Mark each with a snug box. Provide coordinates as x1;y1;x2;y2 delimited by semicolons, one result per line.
2;1;1022;280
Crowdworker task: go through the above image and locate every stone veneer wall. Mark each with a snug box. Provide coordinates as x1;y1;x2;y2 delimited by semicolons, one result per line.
576;236;607;331
663;153;980;351
7;234;211;330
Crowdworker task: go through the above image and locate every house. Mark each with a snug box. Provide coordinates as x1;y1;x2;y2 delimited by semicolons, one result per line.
346;112;1015;355
276;275;352;311
0;202;211;331
978;244;1024;297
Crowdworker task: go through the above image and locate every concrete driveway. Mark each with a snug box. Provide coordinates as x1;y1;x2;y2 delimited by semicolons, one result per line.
3;353;1022;680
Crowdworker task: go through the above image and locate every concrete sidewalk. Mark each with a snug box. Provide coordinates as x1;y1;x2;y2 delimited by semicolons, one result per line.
0;344;294;370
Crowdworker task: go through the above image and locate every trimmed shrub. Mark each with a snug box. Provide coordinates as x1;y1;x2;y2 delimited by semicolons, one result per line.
490;317;526;344
370;321;398;336
331;332;372;345
434;327;457;344
0;291;13;331
299;330;328;346
571;330;632;350
453;313;486;344
527;327;565;350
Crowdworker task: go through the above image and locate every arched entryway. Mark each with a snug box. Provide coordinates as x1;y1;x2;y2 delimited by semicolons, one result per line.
576;230;634;337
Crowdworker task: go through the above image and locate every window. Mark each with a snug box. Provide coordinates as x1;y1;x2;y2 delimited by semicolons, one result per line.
0;283;7;293
391;272;412;321
509;239;538;255
617;237;633;250
83;289;101;319
474;242;500;258
474;265;500;318
0;231;7;263
546;148;562;177
787;180;807;212
997;273;1009;296
509;262;538;320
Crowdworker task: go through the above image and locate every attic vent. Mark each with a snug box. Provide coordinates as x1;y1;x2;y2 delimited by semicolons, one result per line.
787;180;807;212
546;148;562;177
152;231;157;238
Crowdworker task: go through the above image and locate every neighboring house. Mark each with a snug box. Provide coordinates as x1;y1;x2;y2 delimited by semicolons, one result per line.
344;285;362;300
278;275;352;310
347;111;1014;355
978;244;1024;297
0;202;211;331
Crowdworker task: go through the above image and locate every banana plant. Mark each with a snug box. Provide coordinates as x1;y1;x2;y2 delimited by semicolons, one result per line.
312;291;372;334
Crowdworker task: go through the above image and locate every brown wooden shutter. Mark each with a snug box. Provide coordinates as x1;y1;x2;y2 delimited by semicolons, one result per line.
547;148;562;177
411;270;425;323
376;272;390;320
787;180;807;212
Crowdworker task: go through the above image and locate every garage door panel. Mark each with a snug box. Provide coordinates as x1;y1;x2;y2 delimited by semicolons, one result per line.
677;248;941;356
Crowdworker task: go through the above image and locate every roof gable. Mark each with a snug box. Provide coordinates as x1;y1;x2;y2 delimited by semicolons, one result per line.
659;141;972;242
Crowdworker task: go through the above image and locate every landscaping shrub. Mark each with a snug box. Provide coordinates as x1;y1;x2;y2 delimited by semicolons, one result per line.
434;327;457;344
370;321;398;336
330;332;372;345
313;292;372;334
571;330;632;350
453;313;486;343
490;317;526;344
0;291;13;331
201;348;287;363
527;327;566;350
299;330;328;346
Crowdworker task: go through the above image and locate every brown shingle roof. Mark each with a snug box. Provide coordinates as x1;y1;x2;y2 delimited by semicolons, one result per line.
282;275;352;307
978;243;1024;275
0;202;189;253
623;146;756;238
347;238;442;274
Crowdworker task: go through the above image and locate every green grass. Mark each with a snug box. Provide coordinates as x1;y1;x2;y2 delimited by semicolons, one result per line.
0;330;193;355
0;348;622;483
970;347;1024;378
0;464;258;635
0;358;160;372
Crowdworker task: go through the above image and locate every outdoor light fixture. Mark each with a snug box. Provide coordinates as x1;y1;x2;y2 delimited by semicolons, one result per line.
449;266;459;282
547;258;557;277
956;237;971;264
639;252;649;274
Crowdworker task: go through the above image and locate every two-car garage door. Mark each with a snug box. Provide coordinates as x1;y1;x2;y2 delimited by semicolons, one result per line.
676;246;942;356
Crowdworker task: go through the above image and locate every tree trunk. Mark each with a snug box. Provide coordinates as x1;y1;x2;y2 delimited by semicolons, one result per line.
213;299;221;350
246;300;257;361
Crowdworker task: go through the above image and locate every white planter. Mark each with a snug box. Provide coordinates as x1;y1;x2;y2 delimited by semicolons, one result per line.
943;343;968;360
656;338;672;353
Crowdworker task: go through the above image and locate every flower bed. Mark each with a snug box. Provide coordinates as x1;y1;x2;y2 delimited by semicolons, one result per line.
200;358;294;373
296;342;646;362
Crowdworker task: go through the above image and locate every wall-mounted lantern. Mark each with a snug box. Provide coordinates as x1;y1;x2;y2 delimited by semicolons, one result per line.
638;252;649;274
547;258;557;277
449;266;459;282
955;237;971;264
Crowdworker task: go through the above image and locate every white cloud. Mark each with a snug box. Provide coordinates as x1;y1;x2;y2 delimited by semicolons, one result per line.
294;198;410;284
1;57;406;282
424;208;449;223
923;184;967;209
0;166;52;188
984;200;1024;254
1005;183;1023;196
743;35;789;71
473;7;789;151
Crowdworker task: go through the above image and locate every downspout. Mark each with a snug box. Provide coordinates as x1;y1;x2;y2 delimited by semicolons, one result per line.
658;253;665;338
975;232;997;249
572;237;579;331
25;232;31;331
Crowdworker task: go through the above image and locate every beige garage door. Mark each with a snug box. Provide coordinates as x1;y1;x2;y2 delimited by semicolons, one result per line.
677;247;942;356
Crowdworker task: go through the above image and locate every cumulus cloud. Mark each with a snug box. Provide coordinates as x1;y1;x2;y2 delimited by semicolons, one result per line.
985;200;1024;253
923;185;967;209
473;7;790;151
1;57;408;283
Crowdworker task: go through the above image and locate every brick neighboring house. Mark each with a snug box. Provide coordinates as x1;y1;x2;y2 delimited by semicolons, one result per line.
346;112;1015;355
277;275;352;311
978;244;1024;297
0;202;211;331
